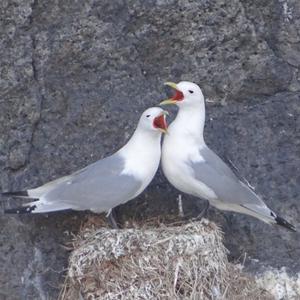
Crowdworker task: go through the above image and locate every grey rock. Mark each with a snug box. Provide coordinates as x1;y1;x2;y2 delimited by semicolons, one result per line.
0;0;299;298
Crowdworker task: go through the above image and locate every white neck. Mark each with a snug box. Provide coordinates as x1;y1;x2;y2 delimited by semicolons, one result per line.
121;127;161;154
170;101;206;145
118;127;162;180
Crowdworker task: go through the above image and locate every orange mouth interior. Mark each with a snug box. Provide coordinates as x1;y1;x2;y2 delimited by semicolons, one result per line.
171;89;184;101
153;114;167;130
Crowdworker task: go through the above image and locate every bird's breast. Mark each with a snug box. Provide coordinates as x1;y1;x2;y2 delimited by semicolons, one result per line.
162;133;205;167
162;136;192;185
120;143;161;182
162;132;213;197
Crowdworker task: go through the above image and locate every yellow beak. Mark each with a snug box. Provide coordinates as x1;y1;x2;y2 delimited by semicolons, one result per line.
156;110;169;134
159;128;168;134
162;110;169;134
164;82;178;89
160;99;178;105
159;82;180;106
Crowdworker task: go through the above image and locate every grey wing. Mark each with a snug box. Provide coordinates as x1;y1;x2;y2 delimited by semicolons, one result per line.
44;154;142;212
190;147;264;207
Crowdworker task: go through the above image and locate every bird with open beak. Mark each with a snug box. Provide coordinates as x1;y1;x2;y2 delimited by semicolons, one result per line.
3;107;168;228
160;81;296;231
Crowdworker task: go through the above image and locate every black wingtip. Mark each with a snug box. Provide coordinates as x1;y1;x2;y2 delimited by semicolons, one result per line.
2;191;28;197
275;216;297;232
4;204;37;214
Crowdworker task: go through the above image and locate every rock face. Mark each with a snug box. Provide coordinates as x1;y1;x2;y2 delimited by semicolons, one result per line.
0;0;299;298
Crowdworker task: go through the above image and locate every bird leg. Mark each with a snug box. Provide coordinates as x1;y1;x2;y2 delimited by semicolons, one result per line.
106;208;120;229
193;199;210;221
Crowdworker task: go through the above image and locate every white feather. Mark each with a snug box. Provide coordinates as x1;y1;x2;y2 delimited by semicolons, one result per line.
119;127;162;197
162;105;217;200
9;107;165;214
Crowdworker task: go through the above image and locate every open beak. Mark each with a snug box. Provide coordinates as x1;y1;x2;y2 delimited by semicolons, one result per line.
160;82;184;105
153;110;169;134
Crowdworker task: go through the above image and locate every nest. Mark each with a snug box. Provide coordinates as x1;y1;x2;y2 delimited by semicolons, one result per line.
60;218;272;300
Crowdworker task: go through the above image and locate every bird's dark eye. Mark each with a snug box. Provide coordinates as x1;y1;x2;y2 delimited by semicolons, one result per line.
146;114;151;118
189;90;194;94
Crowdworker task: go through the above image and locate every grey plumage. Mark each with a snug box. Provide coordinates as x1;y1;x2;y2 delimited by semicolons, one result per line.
4;154;142;214
3;106;168;215
40;155;142;212
190;147;272;219
161;81;296;231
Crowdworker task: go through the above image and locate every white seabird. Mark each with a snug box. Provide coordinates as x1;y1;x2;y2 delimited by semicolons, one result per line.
3;107;168;227
160;81;296;231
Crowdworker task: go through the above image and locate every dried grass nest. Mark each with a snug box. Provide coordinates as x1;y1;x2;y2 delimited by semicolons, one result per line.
60;217;272;300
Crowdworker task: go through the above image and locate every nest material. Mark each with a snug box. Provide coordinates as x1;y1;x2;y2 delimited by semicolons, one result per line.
60;218;272;300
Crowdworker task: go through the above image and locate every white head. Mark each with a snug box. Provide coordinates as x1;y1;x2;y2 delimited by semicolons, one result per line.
137;107;168;134
160;81;204;108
